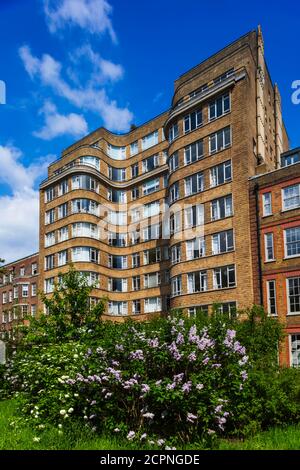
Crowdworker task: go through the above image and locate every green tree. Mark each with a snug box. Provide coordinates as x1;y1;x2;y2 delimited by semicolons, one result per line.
19;264;106;344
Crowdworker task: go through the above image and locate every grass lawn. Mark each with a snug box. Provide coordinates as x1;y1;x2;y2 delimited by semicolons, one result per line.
1;399;300;450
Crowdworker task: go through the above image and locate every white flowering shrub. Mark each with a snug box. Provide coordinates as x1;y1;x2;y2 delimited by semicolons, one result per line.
3;314;250;446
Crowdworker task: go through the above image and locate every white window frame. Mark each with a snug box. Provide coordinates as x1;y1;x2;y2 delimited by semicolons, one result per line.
287;277;300;315
282;184;300;211
264;233;275;262
267;280;277;316
262;192;272;217
284;227;300;259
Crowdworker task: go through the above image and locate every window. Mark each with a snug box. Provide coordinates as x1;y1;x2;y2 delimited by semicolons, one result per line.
188;306;209;317
212;230;234;255
169;183;179;203
187;271;207;293
108;189;127;203
184;140;204;165
108;255;128;269
214;69;234;84
45;254;55;270
72;175;97;191
79;156;100;169
2;292;7;304
108;232;127;247
143;224;160;241
281;151;300;167
108;301;128;316
31;283;37;297
132;187;139;200
285;227;300;258
287;277;300;314
185;172;204;196
58;226;69;242
130;141;138;156
108;278;128;292
267;280;277;316
184;109;202;133
130;231;140;245
169;123;179;143
144;201;160;218
163;174;168;188
107;144;126;160
20;267;25;276
142;130;159;150
132;253;140;268
210;161;232;187
72;247;99;263
144;297;161;313
209;127;231;154
213;265;236;289
211;195;233;221
186;237;206;260
31;263;38;275
31;305;37;317
262;193;272;216
290;334;300;368
109;211;127;226
72;222;97;239
130;163;139;178
184;205;204;228
58;202;68;219
8;291;12;302
45;187;55;202
45;278;55;294
209;93;230;121
79;272;99;287
169;152;179;173
108;167;126;182
58;250;68;267
144;247;161;265
170;212;181;235
216;302;237;319
132;276;140;291
283;184;300;211
13;287;18;299
144;272;160;289
45;209;55;224
21;305;28;317
143;178;159;195
71;199;99;216
171;244;181;264
265;233;275;261
45;231;55;247
132;300;141;314
142;154;159;173
172;276;182;297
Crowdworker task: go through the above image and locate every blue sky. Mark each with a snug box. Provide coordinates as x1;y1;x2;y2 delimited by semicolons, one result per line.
0;0;299;262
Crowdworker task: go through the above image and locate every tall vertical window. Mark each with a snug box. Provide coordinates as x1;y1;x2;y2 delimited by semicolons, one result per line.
209;127;231;154
171;244;181;264
169;123;179;143
186;238;206;260
184;109;202;133
184;140;204;165
132;187;139;200
131;163;139;178
262;192;272;216
211;195;233;221
187;271;207;293
132;253;140;268
209;93;230;121
265;233;275;261
170;212;181;235
185;205;204;228
169;152;179;172
132;276;140;291
212;230;234;255
267;280;277;316
22;285;29;298
58;202;68;219
283;184;300;211
172;276;182;297
58;180;69;196
144;272;160;288
58;226;69;242
142;130;159;150
132;300;141;314
287;277;300;314
185;172;204;196
285;227;300;258
210;161;232;187
45;278;55;294
213;265;236;289
45;209;55;224
169;183;179;203
130;141;138;156
108;167;126;182
290;334;300;368
144;297;161;313
45;254;55;270
45;187;55;202
57;250;68;267
142;155;159;173
45;231;56;247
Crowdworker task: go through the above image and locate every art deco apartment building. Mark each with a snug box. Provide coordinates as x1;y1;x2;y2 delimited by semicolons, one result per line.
39;27;289;320
250;149;300;367
0;253;39;337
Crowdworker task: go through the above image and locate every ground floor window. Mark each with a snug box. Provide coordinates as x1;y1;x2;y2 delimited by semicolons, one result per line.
290;334;300;368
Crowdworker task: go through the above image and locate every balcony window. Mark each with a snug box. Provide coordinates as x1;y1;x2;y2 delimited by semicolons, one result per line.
108;167;126;182
79;156;100;170
71;199;99;216
108;255;128;269
142;155;159;173
144;297;161;313
71;247;99;263
72;175;97;191
107;144;126;160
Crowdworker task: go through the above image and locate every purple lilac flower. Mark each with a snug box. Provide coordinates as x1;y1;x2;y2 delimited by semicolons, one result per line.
155;380;162;386
123;378;138;390
187;413;197;423
115;344;124;351
129;350;144;361
215;405;223;413
141;384;150;394
176;332;185;345
202;357;210;365
241;370;248;381
212;364;222;369
166;382;176;391
173;373;184;383
148;338;159;348
111;360;120;367
140;433;147;440
127;431;135;441
196;384;204;391
182;381;192;393
188;352;197;362
157;439;165;446
178;319;184;327
239;356;249;366
168;342;183;361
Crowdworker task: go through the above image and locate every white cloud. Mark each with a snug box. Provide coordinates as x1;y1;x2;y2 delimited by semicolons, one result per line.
0;145;53;263
34;101;88;140
43;0;117;42
19;45;133;132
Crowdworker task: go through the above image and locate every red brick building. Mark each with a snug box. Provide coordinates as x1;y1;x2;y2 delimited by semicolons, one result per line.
0;253;39;339
250;148;300;367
